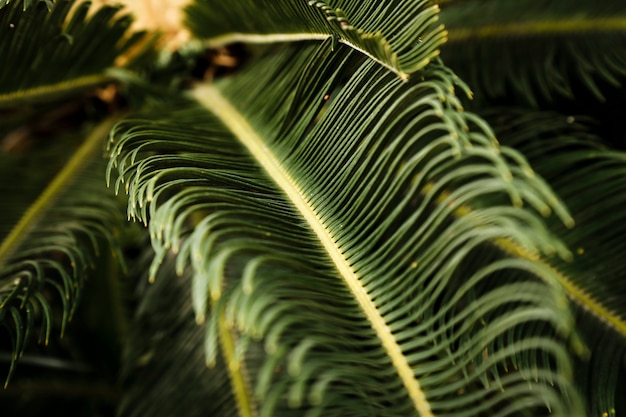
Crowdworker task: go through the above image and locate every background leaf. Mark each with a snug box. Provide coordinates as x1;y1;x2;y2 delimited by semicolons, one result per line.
0;0;150;108
439;0;626;106
117;253;243;417
483;109;626;417
0;119;131;384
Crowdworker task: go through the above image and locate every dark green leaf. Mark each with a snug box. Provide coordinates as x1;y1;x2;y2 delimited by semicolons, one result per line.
440;0;626;105
0;119;129;384
484;109;626;417
0;0;150;108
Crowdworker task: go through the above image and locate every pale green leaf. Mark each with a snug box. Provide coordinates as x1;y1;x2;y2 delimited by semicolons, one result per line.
108;43;583;417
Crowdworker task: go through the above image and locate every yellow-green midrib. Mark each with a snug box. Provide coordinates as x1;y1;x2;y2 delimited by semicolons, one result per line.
192;84;434;417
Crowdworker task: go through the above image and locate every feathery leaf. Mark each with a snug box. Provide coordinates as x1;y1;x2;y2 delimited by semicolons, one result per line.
108;43;583;417
440;0;626;105
484;109;626;417
0;0;150;108
117;255;244;417
0;119;127;384
184;0;447;80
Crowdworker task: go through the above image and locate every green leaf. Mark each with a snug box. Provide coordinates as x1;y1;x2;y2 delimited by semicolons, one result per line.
439;0;626;105
0;0;150;108
117;255;245;417
108;43;583;416
0;119;128;385
483;109;626;417
184;0;447;80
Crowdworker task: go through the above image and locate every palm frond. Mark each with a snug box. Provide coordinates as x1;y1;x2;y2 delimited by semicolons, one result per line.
184;0;446;80
107;42;584;417
0;119;128;384
439;0;626;105
0;0;150;108
117;254;243;417
484;109;626;417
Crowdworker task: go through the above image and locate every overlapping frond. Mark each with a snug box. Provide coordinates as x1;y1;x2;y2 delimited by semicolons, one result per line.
484;109;626;417
0;119;128;384
118;255;243;417
439;0;626;105
184;0;446;80
0;0;150;108
107;42;583;417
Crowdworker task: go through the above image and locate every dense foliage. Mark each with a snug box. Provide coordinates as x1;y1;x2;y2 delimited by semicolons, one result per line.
1;1;625;416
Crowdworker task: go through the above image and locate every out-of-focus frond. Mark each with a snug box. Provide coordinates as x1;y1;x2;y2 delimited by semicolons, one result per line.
440;0;626;105
0;119;128;384
484;109;626;417
0;0;151;108
117;254;242;417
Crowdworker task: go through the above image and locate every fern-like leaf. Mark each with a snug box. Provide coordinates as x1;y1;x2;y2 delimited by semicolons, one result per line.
0;0;150;108
484;109;626;417
439;0;626;105
108;43;584;417
185;0;446;80
0;119;128;384
117;254;244;417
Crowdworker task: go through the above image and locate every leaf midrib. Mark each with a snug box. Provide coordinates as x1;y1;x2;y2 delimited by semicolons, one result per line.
430;187;626;345
192;84;433;417
219;314;257;417
204;33;412;81
0;117;117;267
0;74;113;109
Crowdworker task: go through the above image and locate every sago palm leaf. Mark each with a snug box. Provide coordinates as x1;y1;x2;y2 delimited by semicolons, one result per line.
0;119;128;384
185;0;446;80
483;109;626;417
439;0;626;105
0;0;149;108
108;42;584;417
117;254;243;417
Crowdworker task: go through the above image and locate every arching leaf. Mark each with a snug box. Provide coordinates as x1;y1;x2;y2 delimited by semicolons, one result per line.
0;119;128;384
439;0;626;105
484;109;626;417
108;43;583;417
184;0;447;80
0;0;150;109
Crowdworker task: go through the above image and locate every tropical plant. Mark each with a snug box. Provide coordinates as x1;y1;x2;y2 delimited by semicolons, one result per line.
1;1;625;416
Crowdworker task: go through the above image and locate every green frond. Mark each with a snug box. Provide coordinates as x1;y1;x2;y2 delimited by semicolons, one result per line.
117;256;244;417
483;109;626;417
0;119;128;385
184;0;447;80
439;0;626;105
0;0;150;109
108;43;583;416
